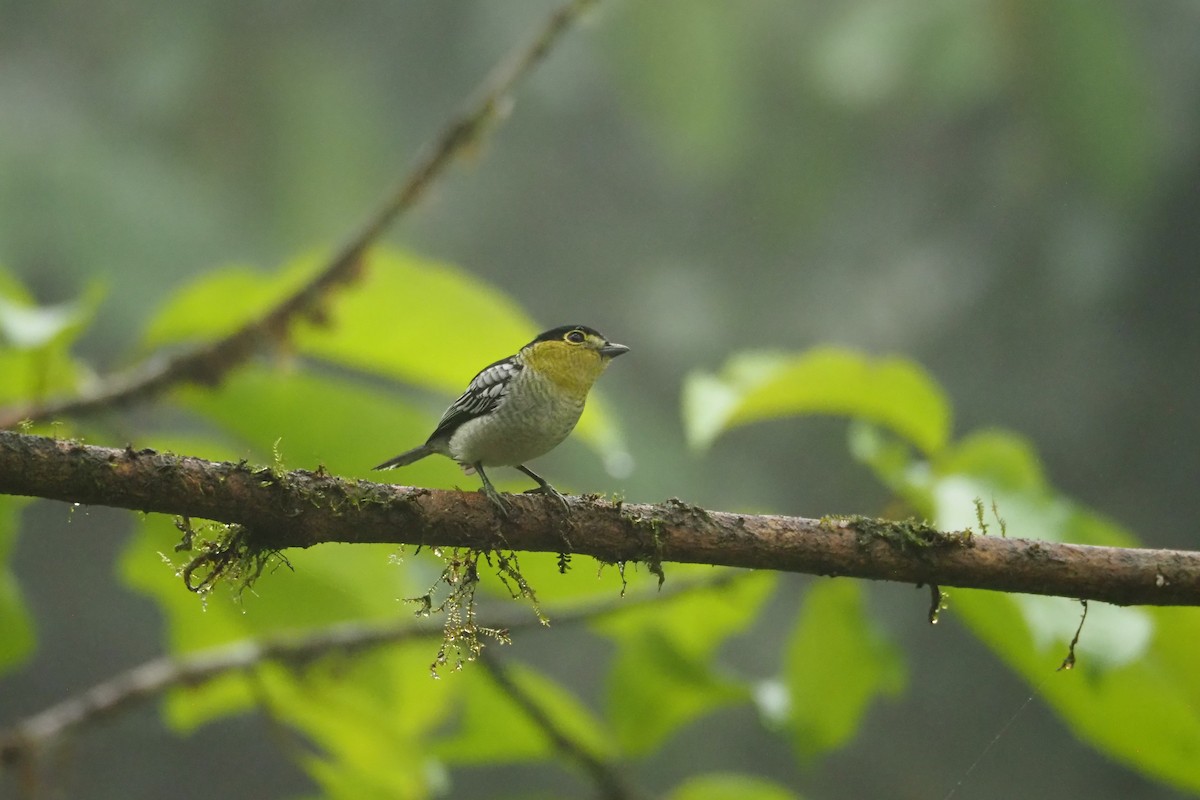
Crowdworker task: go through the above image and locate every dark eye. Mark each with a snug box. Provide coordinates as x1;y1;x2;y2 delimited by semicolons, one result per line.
565;330;586;344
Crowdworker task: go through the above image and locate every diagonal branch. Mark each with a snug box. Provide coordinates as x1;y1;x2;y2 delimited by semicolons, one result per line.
0;0;600;430
0;573;730;773
2;431;1199;607
480;652;645;800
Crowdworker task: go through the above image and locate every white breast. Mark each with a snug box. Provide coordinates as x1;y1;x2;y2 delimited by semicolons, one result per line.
447;370;586;467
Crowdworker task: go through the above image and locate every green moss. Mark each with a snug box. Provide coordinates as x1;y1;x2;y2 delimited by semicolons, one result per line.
973;496;988;534
620;507;669;588
405;546;531;676
178;521;290;597
972;496;1009;538
270;437;286;476
832;514;973;555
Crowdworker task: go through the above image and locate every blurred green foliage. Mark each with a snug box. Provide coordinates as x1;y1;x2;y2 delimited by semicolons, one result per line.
666;773;803;800
843;370;1200;794
5;247;1199;797
0;497;34;674
784;580;906;760
2;1;1198;798
0;272;97;407
146;249;628;473
595;569;776;754
683;348;950;455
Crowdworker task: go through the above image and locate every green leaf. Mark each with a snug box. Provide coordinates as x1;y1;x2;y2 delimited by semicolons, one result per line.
0;349;82;408
953;591;1200;793
856;426;1200;790
0;273;100;405
142;258;316;347
667;773;803;800
0;269;33;302
174;366;444;483
130;532;452;796
293;250;534;394
595;568;777;658
117;431;417;638
0;295;83;350
118;434;423;732
295;248;626;465
0;274;103;351
926;430;1136;549
596;570;776;753
145;247;628;467
784;580;905;759
114;431;463;741
162;671;257;733
846;421;921;498
606;627;748;755
0;496;34;676
436;661;614;765
683;348;950;455
934;429;1047;494
121;512;414;656
265;649;452;800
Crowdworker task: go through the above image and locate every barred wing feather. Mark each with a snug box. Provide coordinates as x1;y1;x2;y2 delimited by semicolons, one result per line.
429;356;521;440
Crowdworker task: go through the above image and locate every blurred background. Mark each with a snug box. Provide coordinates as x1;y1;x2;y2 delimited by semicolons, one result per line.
2;1;1198;798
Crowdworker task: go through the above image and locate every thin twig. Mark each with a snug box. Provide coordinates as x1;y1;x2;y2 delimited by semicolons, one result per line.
480;651;644;800
0;624;411;771
0;0;600;429
1058;599;1088;671
0;572;739;771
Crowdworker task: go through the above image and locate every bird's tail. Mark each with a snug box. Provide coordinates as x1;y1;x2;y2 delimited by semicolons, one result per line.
372;444;435;471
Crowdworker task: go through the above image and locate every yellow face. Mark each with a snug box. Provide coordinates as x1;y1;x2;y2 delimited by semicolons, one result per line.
522;327;620;395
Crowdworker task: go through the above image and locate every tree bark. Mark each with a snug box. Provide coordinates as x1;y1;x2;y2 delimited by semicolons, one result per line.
1;431;1197;606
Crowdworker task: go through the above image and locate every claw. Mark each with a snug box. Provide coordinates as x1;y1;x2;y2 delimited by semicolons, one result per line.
474;464;510;517
481;485;510;516
524;483;570;513
514;464;571;513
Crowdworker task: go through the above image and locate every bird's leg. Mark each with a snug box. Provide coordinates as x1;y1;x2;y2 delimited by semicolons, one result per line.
516;464;571;513
516;464;572;556
474;464;510;516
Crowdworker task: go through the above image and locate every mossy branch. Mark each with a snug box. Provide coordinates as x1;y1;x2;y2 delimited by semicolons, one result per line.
0;0;599;429
2;431;1198;607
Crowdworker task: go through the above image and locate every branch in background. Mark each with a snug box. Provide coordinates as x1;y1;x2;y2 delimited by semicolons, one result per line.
2;431;1199;607
0;623;424;772
480;652;644;800
0;573;732;774
0;0;600;430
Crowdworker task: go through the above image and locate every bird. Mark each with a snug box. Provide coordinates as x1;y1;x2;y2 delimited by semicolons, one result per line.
373;324;629;513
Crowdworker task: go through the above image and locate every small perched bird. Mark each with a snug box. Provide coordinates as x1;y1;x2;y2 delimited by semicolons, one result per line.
374;324;629;512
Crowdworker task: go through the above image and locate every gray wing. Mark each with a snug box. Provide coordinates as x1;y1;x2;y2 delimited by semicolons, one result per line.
426;356;521;443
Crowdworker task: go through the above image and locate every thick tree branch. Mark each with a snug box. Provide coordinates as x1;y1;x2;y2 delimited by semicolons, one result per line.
2;431;1198;607
0;0;599;430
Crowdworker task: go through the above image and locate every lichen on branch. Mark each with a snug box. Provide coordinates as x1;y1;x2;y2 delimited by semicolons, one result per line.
2;431;1199;607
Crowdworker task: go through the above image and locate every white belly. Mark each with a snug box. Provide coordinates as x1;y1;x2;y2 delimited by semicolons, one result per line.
448;379;585;467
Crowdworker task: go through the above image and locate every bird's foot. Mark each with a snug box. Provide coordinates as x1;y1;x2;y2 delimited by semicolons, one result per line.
480;484;511;517
524;482;570;513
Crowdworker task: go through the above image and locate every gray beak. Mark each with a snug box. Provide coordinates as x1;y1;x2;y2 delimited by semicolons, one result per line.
600;342;630;358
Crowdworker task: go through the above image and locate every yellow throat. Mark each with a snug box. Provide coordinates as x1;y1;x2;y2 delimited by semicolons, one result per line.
521;340;609;396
